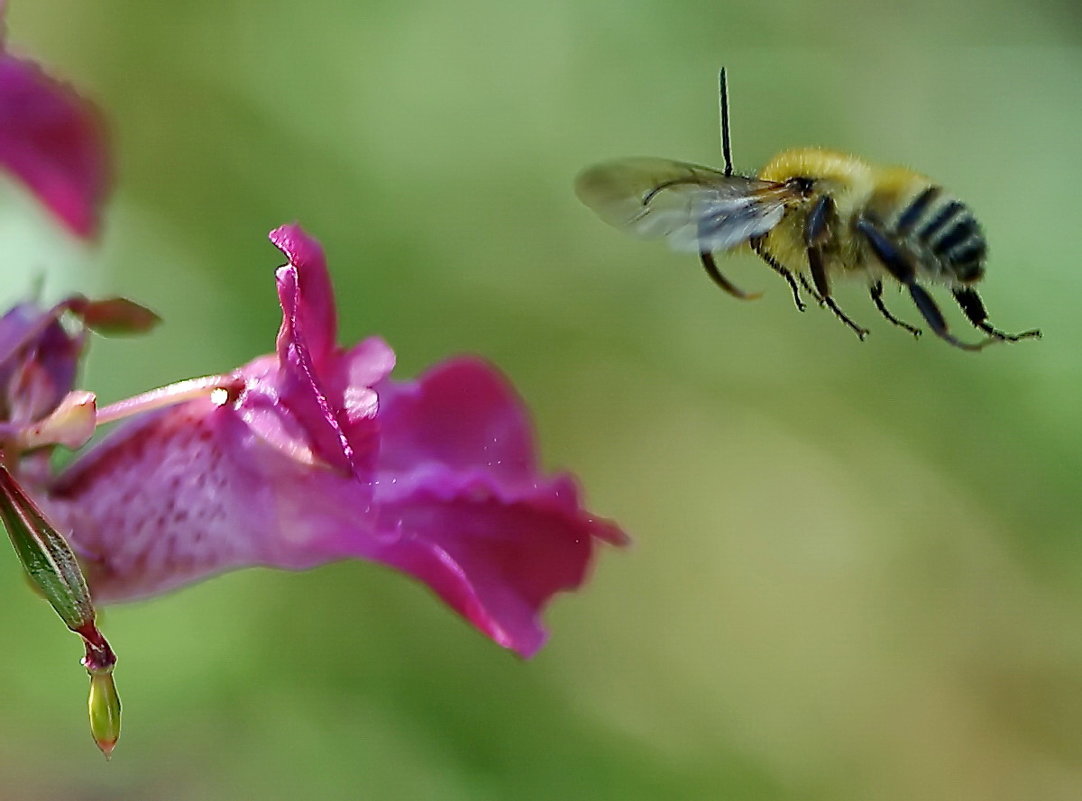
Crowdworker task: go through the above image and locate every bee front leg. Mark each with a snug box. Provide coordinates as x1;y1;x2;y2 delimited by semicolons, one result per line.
856;218;992;351
750;236;806;311
952;287;1041;342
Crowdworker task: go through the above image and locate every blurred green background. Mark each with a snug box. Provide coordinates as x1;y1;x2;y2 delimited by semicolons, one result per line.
2;0;1081;799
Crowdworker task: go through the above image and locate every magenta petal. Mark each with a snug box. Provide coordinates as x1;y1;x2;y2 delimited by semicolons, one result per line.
0;54;109;238
367;357;626;656
0;301;85;424
371;471;625;657
48;399;371;601
375;357;537;481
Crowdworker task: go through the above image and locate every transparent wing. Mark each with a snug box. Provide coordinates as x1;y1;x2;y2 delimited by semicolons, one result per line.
575;157;794;253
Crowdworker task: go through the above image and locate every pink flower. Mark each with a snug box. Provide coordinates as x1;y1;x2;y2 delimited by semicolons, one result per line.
0;9;110;238
0;300;85;426
41;225;626;657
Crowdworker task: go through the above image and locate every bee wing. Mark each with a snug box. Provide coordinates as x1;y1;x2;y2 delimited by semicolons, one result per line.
575;157;794;253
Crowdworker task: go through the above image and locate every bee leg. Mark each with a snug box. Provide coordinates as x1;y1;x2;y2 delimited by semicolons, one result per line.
807;247;869;339
698;249;761;300
750;236;805;311
907;284;993;351
797;272;824;305
952;287;1041;342
804;195;868;339
870;281;922;338
857;218;993;351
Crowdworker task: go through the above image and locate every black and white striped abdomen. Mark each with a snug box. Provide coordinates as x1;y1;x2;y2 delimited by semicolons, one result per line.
889;185;987;283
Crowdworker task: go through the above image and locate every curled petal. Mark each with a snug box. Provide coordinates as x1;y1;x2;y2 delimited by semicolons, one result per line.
268;225;382;476
270;224;336;362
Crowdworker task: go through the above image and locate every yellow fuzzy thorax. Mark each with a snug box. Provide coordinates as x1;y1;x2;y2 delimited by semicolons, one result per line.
758;147;874;186
753;148;934;279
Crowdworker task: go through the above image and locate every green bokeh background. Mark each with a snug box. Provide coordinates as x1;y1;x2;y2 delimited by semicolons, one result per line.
2;1;1081;799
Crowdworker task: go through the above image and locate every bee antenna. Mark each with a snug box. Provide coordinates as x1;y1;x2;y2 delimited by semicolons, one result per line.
719;67;734;176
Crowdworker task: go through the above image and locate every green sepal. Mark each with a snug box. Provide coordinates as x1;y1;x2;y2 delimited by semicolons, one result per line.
78;297;161;337
0;465;94;629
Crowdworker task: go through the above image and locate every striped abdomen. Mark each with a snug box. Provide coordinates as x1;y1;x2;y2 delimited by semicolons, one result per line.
888;184;987;283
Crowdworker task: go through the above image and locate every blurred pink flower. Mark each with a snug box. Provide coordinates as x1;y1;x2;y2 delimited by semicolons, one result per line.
36;225;625;657
0;9;110;237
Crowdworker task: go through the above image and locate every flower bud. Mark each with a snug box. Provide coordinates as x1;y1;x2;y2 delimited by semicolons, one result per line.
88;671;121;758
17;391;97;451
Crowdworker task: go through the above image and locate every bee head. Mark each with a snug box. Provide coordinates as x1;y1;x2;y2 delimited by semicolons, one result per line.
790;176;815;197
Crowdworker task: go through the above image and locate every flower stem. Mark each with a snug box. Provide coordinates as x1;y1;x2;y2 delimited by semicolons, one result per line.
0;466;122;757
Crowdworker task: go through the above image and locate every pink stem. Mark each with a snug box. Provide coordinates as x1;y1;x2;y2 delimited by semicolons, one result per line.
95;374;243;427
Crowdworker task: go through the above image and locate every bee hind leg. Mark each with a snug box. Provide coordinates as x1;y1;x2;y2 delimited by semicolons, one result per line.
698;250;761;300
750;236;806;311
870;281;922;338
856;217;994;351
952;287;1041;342
907;284;991;351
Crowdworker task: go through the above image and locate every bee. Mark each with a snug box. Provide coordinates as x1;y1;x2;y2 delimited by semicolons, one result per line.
574;69;1040;351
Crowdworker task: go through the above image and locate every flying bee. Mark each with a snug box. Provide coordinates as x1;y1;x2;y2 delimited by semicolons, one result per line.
574;69;1041;350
